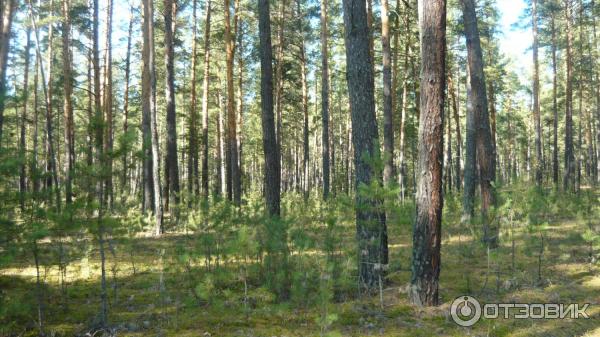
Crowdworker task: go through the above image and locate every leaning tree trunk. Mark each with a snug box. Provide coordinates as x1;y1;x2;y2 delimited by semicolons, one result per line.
409;0;446;307
342;0;387;292
462;0;497;247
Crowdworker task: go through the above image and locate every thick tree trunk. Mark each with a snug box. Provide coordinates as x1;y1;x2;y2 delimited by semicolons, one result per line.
258;0;280;216
462;0;497;247
164;0;180;207
342;0;387;291
398;1;411;202
320;0;330;200
61;0;75;205
409;0;446;307
201;0;212;200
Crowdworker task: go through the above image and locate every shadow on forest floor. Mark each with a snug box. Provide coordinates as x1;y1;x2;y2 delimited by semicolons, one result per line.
1;192;599;337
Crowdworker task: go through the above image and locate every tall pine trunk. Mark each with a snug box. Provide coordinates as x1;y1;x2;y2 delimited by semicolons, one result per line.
320;0;330;199
342;0;387;291
0;0;15;146
164;0;180;208
532;0;543;186
201;0;212;200
409;0;446;307
61;0;75;205
563;0;576;191
462;0;497;247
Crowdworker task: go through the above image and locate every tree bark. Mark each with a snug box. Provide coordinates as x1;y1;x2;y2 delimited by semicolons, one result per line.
551;14;559;185
259;0;281;216
164;0;180;208
532;0;543;186
381;0;394;188
563;0;576;191
20;28;32;211
409;0;445;307
143;0;164;234
61;0;75;205
0;0;15;146
320;0;330;200
122;4;133;196
298;0;309;199
201;0;212;201
342;0;387;291
462;0;497;247
225;0;241;205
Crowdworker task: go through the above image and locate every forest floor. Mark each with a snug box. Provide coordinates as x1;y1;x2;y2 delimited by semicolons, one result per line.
1;191;599;337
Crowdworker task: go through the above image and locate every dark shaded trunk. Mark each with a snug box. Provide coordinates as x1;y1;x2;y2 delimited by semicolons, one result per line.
563;0;575;191
201;0;212;200
164;0;180;207
342;0;387;291
551;14;559;185
122;5;133;196
225;0;240;205
259;0;281;217
462;0;497;247
321;0;330;200
188;0;199;200
409;0;446;307
62;0;75;205
532;0;543;186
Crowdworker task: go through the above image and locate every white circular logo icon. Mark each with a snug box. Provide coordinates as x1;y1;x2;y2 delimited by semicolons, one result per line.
450;296;481;327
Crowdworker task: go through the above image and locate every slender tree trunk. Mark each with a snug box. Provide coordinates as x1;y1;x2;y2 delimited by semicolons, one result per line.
0;0;15;146
462;0;497;247
259;0;281;216
398;1;411;202
449;73;462;189
564;0;576;191
103;0;114;208
342;0;387;291
320;0;330;200
532;0;543;186
381;0;394;188
225;0;240;205
409;0;446;307
298;0;309;199
143;0;163;234
62;0;75;205
164;0;180;209
201;0;212;200
20;29;32;211
551;14;559;186
187;0;199;200
32;51;40;194
122;5;133;196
